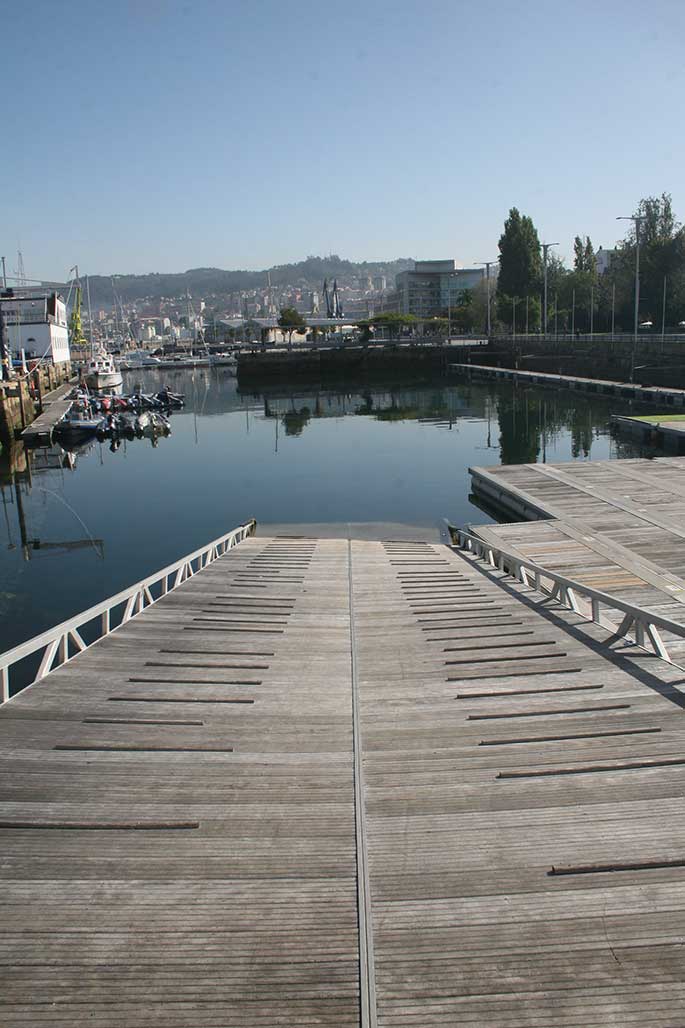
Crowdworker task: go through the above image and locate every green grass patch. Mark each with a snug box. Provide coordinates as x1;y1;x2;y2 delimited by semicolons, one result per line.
632;414;685;422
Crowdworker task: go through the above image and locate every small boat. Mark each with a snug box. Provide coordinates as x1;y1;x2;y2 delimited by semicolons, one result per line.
56;409;106;437
156;388;185;407
119;352;162;370
84;350;123;389
209;353;237;370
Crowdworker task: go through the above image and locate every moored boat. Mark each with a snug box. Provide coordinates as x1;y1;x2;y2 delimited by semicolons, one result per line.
56;409;106;438
84;350;123;389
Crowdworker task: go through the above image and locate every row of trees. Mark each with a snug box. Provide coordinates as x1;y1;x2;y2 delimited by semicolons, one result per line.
495;193;685;334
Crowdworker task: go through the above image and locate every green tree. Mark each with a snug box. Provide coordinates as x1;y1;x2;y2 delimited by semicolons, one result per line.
497;208;542;296
355;320;373;344
584;237;595;274
497;208;542;327
277;307;306;350
452;290;475;332
371;313;417;340
573;236;595;274
611;193;685;328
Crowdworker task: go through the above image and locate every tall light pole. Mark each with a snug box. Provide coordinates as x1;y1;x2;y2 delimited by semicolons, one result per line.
542;242;559;336
617;215;645;381
554;293;558;340
476;260;497;337
611;282;616;341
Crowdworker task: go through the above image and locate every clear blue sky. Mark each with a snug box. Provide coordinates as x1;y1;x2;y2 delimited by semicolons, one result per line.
2;0;683;281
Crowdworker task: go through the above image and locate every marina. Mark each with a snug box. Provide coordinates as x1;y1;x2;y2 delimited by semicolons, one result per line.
4;2;685;1023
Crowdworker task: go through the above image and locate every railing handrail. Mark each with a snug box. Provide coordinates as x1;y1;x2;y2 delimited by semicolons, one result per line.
0;518;256;701
447;523;685;665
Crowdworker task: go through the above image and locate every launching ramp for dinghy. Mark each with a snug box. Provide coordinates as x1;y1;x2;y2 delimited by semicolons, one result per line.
3;520;685;1026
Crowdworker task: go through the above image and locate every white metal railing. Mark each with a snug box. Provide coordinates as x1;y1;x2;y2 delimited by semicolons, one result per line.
448;524;685;668
0;519;257;703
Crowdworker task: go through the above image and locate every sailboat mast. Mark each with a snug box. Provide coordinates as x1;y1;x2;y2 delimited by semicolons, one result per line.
85;275;95;357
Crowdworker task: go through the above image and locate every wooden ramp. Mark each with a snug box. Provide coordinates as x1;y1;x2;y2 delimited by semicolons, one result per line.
3;533;685;1025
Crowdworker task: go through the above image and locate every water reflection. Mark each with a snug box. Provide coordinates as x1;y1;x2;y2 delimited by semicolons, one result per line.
240;379;625;466
0;368;663;661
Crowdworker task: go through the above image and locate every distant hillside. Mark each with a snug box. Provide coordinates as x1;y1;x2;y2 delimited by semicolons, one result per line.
85;256;414;307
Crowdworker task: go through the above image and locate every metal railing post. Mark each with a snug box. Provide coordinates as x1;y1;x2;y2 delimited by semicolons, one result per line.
0;519;257;703
446;523;685;669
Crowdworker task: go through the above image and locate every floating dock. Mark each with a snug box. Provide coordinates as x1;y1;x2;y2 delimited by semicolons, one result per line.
470;456;685;662
21;381;73;445
452;361;685;406
3;524;685;1024
611;413;685;451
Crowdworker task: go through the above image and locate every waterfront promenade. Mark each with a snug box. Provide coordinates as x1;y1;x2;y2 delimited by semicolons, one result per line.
3;528;685;1024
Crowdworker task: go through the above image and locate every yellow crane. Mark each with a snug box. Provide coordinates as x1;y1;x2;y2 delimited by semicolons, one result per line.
67;266;88;351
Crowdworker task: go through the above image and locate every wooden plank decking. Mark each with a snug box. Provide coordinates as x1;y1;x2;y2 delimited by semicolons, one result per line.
470;456;685;661
21;382;74;444
3;532;685;1025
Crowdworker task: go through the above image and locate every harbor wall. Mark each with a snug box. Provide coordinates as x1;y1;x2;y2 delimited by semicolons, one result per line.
236;342;483;382
0;362;72;443
482;337;685;388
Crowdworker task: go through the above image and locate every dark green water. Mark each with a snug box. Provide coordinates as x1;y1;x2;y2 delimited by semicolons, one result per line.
0;368;655;659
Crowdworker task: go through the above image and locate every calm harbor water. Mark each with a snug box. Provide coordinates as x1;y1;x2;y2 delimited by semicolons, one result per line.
0;367;657;659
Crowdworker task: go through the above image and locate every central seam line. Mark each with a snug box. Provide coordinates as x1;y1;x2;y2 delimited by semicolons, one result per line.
348;535;377;1028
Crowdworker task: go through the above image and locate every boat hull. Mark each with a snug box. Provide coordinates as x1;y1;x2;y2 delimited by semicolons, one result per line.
84;371;124;389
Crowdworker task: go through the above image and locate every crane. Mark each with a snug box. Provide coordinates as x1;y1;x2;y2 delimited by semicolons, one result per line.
67;266;88;350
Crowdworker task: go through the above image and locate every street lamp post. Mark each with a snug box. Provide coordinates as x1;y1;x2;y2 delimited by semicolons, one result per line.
542;242;559;336
611;282;616;341
617;215;645;382
571;288;575;336
554;293;558;340
476;260;497;337
512;297;518;341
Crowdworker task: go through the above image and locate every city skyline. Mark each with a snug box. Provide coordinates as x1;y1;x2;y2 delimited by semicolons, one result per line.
2;0;684;281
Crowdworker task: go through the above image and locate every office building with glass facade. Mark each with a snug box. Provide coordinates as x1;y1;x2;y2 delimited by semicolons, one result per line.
391;260;485;318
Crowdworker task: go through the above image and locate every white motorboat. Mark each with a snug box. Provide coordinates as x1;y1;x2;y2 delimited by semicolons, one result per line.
84;350;123;389
209;353;237;372
120;352;162;370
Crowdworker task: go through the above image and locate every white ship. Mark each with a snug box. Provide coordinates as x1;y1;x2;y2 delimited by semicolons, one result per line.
84;349;123;389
